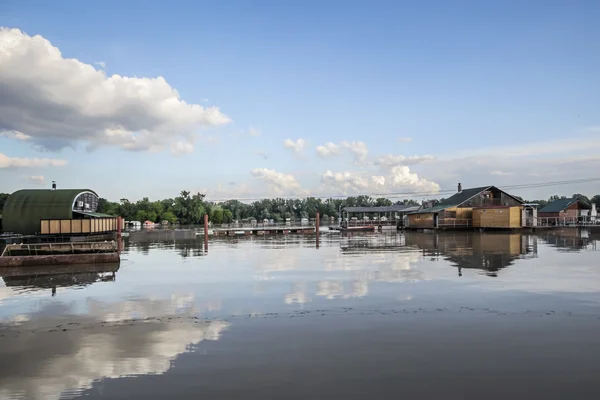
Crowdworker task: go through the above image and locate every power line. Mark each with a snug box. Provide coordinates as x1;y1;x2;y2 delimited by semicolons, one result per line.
205;177;600;202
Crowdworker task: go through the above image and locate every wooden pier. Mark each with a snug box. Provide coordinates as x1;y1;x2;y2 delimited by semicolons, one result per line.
213;223;316;236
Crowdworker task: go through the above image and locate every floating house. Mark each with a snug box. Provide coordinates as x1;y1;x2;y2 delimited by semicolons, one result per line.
1;187;121;236
407;184;532;229
538;198;591;225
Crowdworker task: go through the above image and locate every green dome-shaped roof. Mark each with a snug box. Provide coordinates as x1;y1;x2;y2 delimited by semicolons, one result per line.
2;189;98;234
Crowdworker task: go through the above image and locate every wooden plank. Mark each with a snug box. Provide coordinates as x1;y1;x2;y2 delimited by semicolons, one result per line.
82;219;91;233
50;220;60;234
60;220;71;234
40;220;50;235
72;219;82;234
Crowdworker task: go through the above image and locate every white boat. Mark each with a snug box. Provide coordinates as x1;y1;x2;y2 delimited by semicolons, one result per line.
195;230;214;236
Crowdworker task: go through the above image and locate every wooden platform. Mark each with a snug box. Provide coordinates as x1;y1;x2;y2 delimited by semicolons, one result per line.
0;242;119;267
213;225;315;236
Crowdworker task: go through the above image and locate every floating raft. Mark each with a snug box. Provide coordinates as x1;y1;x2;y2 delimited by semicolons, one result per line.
0;242;120;267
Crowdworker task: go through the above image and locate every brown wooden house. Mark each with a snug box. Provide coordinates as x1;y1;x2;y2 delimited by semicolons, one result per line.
407;184;524;229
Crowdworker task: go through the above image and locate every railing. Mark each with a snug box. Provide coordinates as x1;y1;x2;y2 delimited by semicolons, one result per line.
538;216;600;227
438;218;472;228
1;241;117;257
341;219;400;228
217;221;316;229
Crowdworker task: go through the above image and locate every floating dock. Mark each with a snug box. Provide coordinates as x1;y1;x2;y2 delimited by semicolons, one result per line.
0;242;119;267
213;225;315;236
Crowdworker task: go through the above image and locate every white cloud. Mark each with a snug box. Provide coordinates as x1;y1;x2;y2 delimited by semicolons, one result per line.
94;61;106;69
316;142;342;157
321;166;440;195
28;175;45;184
398;137;412;143
0;153;68;168
490;170;513;176
341;140;369;164
0;28;231;154
251;168;308;196
249;127;262;136
0;130;31;141
170;141;194;156
375;154;435;168
283;138;307;154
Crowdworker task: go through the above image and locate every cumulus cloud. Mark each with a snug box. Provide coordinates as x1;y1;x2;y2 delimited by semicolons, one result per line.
341;140;369;164
251;168;308;196
0;28;230;154
28;175;45;184
283;138;307;154
94;61;106;69
316;142;342;157
398;137;412;143
0;153;68;168
321;166;440;195
375;154;435;168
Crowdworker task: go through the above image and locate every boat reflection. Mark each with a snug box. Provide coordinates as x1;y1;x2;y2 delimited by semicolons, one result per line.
0;263;120;296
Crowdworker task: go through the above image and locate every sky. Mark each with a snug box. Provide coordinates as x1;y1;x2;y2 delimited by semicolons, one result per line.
1;0;599;202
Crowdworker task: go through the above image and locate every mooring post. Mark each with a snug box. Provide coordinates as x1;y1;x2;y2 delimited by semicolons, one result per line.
117;216;122;238
316;212;320;248
204;214;209;252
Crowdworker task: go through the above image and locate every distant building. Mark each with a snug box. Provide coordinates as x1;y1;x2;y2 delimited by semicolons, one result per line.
1;188;117;235
538;198;590;219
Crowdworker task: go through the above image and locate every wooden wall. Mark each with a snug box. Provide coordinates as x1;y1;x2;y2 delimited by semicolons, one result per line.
40;218;119;235
407;213;436;228
473;207;522;228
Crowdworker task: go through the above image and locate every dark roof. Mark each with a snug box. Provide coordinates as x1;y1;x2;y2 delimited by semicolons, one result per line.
343;204;419;213
2;189;98;234
409;186;492;215
539;198;585;213
408;186;525;215
438;186;493;207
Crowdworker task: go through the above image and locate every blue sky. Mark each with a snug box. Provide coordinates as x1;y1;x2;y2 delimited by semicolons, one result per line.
1;0;599;201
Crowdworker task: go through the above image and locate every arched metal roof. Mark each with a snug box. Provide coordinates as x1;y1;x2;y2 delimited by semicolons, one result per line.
1;189;98;234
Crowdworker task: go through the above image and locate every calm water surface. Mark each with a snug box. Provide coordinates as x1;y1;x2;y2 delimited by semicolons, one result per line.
1;229;600;399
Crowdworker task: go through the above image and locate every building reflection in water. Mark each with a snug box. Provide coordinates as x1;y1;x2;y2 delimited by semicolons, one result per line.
405;232;538;277
341;232;539;278
537;228;598;252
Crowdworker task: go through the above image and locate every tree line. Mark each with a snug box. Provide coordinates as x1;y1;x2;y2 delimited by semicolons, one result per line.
1;191;599;225
95;192;421;225
97;191;600;225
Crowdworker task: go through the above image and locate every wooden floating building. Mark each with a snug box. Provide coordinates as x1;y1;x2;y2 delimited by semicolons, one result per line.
406;184;538;230
1;187;123;241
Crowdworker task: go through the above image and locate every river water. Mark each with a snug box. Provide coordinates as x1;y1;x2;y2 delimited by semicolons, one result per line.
1;229;600;399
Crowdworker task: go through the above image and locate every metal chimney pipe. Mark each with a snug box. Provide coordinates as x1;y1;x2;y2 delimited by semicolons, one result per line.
52;181;56;190
458;183;462;192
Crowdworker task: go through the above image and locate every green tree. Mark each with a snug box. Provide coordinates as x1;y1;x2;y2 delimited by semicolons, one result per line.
210;207;224;224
